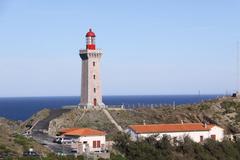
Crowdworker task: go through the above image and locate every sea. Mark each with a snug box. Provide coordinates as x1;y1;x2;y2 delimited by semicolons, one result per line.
0;95;223;121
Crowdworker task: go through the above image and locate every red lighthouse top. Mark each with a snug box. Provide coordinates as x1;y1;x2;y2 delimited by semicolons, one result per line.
86;28;96;50
86;29;96;37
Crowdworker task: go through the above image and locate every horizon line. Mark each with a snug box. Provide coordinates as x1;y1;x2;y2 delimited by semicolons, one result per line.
0;94;227;98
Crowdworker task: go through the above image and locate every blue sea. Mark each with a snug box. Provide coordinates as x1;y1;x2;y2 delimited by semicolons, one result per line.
0;95;222;121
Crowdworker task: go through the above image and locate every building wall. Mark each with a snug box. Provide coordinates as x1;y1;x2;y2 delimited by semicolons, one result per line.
87;53;103;106
80;60;88;105
208;126;224;141
65;135;106;152
80;49;104;108
127;126;224;142
79;135;106;152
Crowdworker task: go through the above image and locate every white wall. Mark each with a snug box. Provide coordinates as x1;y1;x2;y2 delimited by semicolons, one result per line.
127;126;224;143
208;126;224;141
64;135;106;152
79;135;106;152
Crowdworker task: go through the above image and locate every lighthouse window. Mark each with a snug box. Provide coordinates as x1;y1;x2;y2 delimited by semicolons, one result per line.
93;75;96;79
86;37;91;44
93;62;96;66
92;38;95;44
94;88;96;93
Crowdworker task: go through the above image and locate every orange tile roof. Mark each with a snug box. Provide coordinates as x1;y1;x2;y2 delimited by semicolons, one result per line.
59;128;79;133
129;123;216;134
59;128;106;136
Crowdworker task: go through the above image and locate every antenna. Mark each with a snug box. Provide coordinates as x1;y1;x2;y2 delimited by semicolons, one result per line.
237;41;240;92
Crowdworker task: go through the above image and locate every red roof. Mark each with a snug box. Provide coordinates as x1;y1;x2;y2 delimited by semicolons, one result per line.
86;28;96;37
59;128;106;136
59;128;79;133
129;123;216;134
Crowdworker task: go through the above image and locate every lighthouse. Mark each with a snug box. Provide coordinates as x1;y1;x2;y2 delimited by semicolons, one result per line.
79;29;105;108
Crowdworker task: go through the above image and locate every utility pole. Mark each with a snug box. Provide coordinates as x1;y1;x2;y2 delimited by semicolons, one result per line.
237;41;240;92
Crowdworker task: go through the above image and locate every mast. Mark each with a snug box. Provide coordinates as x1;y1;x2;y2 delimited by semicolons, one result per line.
237;41;240;92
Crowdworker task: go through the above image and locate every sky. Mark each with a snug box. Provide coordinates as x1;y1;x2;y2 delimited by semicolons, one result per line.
0;0;240;97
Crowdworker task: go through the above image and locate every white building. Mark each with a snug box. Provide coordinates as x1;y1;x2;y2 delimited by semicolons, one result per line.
126;123;224;143
79;29;105;108
59;128;106;153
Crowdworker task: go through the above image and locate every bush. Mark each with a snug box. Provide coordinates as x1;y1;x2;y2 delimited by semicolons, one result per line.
113;133;240;160
221;101;240;114
235;112;240;122
13;134;29;148
110;153;127;160
199;104;210;111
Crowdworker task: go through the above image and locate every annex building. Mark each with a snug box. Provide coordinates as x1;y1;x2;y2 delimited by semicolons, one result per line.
126;123;224;142
59;128;106;153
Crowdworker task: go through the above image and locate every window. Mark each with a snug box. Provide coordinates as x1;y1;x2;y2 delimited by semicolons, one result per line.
93;140;101;148
94;98;97;106
94;88;96;93
97;140;100;148
93;75;96;79
86;37;91;44
93;62;96;66
83;141;87;144
92;37;95;44
200;136;203;142
93;141;96;148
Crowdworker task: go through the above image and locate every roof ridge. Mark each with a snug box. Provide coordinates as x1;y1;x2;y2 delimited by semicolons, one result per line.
62;128;106;136
129;123;206;126
128;123;219;134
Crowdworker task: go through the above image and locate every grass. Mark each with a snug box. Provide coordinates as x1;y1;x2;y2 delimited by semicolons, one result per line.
13;134;31;150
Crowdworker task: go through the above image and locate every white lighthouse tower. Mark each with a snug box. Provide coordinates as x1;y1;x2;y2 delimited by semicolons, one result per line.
79;29;105;108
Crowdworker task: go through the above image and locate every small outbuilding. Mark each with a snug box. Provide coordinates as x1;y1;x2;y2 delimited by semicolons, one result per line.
126;123;224;142
59;128;106;153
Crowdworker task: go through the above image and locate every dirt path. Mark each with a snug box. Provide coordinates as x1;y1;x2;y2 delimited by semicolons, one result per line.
103;108;123;132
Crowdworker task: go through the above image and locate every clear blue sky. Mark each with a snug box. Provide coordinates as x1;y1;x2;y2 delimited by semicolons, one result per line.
0;0;239;97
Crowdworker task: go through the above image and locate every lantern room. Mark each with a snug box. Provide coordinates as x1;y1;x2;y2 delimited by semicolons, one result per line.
86;29;96;50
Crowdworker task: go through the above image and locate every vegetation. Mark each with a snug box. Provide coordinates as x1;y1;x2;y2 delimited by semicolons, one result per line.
236;112;240;122
2;97;240;159
221;101;240;114
0;144;11;153
1;153;127;160
2;154;85;160
113;132;240;160
199;104;210;111
13;134;30;149
47;97;240;140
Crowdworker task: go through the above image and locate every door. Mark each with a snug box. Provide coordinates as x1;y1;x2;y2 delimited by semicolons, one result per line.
94;98;97;106
211;135;216;140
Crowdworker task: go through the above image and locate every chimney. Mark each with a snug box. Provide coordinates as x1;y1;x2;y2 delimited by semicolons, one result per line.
204;123;207;128
181;120;183;124
143;120;146;125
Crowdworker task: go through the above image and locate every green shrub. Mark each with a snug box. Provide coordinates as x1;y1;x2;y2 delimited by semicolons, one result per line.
13;134;29;149
110;153;127;160
0;144;11;153
199;104;210;111
221;101;240;113
235;112;240;122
